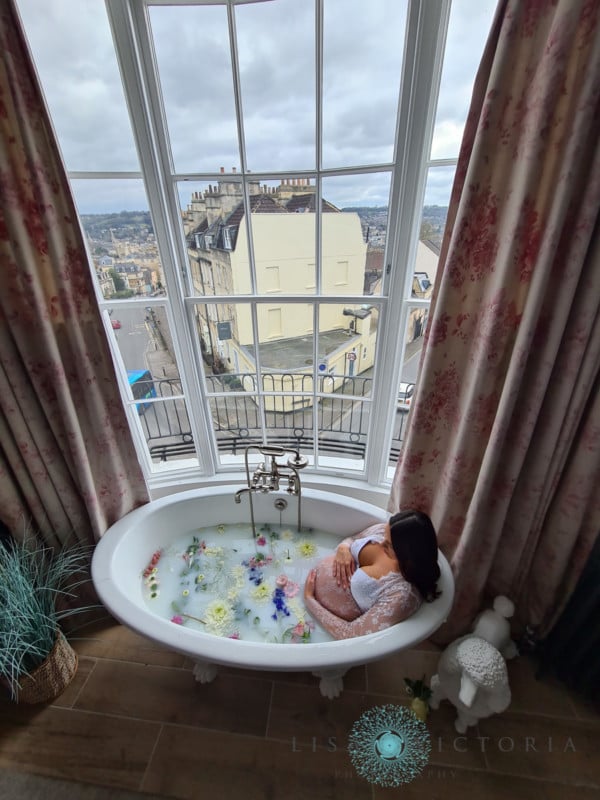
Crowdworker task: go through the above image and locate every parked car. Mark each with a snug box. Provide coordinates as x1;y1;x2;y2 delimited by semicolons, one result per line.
111;319;122;330
397;381;414;410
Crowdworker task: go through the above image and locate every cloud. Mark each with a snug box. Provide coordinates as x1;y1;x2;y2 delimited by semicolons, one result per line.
16;0;495;211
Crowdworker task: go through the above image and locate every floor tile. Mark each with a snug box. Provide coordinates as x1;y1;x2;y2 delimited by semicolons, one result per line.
506;655;579;718
143;724;372;800
266;681;377;750
478;710;600;788
0;768;166;800
367;648;440;696
74;658;272;736
1;621;597;800
199;661;368;694
0;704;159;791
72;619;187;668
372;765;600;799
566;690;600;725
51;657;97;709
423;702;488;770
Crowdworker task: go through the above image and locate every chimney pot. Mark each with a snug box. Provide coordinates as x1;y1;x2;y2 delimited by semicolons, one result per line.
220;167;225;174
232;167;236;173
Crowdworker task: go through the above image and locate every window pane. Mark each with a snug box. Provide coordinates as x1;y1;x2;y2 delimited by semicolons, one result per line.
316;303;377;388
322;0;407;169
72;179;166;299
134;397;198;471
250;178;317;295
109;305;182;386
16;0;139;171
235;0;315;172
321;174;390;296
431;0;496;159
317;393;368;471
149;5;239;174
192;301;244;385
180;179;252;297
416;165;455;289
387;304;429;470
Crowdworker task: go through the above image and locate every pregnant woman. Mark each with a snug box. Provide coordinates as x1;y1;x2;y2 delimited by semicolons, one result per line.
303;510;441;639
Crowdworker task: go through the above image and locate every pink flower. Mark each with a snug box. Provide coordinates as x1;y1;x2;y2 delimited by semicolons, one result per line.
276;574;288;587
292;621;305;636
284;581;299;598
228;632;240;639
256;536;267;546
171;615;184;625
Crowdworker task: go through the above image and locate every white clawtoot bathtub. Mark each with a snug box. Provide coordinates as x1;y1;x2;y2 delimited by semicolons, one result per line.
92;487;454;698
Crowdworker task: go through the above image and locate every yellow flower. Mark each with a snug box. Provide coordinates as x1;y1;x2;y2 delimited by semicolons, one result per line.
204;600;234;635
251;583;272;602
297;541;317;558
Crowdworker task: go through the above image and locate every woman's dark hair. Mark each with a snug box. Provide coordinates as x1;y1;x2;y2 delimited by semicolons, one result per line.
389;510;441;602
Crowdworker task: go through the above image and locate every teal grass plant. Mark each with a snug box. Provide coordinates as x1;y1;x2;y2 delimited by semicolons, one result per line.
0;535;96;702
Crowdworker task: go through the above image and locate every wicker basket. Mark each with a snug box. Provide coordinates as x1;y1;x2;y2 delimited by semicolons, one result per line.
17;632;78;704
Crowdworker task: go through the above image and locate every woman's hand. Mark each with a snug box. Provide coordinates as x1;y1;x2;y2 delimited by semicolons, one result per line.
333;542;355;589
304;568;316;600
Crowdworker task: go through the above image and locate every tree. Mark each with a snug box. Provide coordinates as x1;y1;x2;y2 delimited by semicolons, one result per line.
109;268;126;292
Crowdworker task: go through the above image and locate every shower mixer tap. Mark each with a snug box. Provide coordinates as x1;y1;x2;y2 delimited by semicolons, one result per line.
233;445;308;539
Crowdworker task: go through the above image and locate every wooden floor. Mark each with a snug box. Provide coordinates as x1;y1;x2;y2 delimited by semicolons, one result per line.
0;618;598;799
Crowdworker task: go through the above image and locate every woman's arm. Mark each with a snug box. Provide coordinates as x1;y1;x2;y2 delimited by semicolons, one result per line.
334;522;387;588
304;570;420;640
336;522;387;550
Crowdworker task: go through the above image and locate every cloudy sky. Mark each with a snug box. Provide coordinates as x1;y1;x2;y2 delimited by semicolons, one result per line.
16;0;497;215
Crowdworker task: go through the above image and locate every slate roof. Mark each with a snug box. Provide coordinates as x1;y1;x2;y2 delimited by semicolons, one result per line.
187;192;340;252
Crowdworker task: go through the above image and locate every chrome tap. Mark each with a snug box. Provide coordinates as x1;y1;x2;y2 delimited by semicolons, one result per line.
233;444;308;539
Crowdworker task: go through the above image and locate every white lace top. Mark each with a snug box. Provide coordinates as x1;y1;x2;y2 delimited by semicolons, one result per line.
304;523;422;640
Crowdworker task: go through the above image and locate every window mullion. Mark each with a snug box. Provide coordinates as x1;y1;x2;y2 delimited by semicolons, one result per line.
105;0;217;476
365;0;451;487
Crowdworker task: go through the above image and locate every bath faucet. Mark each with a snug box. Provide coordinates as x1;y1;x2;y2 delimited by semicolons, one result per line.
233;445;308;539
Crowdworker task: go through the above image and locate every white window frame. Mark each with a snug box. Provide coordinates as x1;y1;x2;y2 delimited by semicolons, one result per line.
66;0;457;491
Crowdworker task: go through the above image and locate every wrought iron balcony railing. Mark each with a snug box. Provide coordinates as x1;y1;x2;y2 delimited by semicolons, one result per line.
130;373;410;466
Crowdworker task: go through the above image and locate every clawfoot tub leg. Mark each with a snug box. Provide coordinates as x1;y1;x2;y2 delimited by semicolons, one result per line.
312;668;347;699
193;660;219;684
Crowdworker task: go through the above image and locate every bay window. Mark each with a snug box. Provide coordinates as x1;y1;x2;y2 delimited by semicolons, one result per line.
16;0;497;489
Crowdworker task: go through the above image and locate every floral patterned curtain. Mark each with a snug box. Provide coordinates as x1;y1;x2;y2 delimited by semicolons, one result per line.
0;1;149;547
390;0;600;643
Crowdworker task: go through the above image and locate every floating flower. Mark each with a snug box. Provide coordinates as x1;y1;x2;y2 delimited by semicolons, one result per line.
276;574;288;588
284;580;299;598
143;549;162;578
297;541;317;558
182;589;189;596
272;587;291;619
251;583;272;602
281;529;294;541
195;573;205;584
204;600;235;635
256;535;267;546
228;632;240;639
171;615;184;625
290;620;314;643
217;524;226;535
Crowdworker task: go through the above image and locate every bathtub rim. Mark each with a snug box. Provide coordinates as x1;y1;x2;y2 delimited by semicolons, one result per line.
92;486;454;672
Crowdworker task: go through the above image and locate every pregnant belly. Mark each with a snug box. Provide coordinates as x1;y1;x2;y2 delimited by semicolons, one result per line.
313;554;362;622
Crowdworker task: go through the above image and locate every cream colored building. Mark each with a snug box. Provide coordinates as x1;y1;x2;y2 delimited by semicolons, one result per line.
184;178;439;411
185;178;376;409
